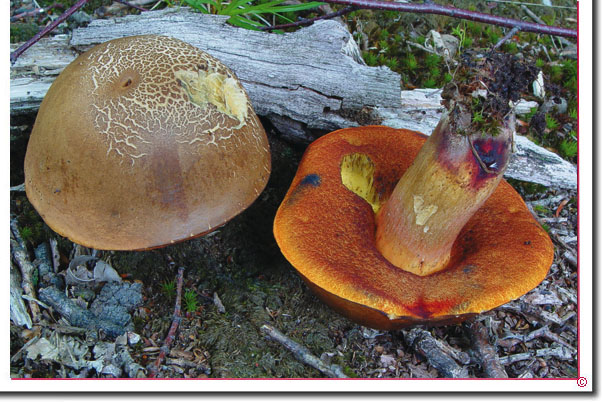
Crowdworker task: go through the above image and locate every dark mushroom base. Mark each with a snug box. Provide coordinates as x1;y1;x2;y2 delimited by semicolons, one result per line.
274;126;554;329
301;272;477;330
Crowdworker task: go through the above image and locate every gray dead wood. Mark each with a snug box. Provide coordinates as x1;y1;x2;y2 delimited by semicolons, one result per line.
38;281;143;339
38;286;127;338
9;8;576;189
468;319;508;378
498;346;575;365
10;237;41;324
404;328;469;378
10;261;33;329
260;324;348;378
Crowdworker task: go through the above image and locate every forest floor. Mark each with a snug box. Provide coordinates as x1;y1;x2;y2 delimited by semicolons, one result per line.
9;0;578;381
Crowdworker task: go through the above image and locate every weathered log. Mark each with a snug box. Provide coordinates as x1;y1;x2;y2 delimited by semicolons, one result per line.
9;8;576;189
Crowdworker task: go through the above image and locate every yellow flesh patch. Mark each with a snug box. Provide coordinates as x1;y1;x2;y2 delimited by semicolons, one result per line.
340;153;381;213
412;195;438;226
174;69;248;125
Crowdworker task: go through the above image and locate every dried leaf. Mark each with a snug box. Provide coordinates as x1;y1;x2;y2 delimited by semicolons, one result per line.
25;338;58;361
213;292;226;314
25;335;90;370
380;354;396;367
65;256;122;285
425;30;458;60
93;260;122;283
65;256;96;285
555;199;569;217
69;255;97;270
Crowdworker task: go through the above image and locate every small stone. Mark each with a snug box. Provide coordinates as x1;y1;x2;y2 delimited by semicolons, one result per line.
127;332;141;346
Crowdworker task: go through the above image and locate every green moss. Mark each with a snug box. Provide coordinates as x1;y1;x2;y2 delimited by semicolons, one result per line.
507;178;548;197
404;53;418;71
10;22;40;43
423;78;437;88
183;289;199;313
386;58;399;70
559;138;578;160
161;280;176;300
503;41;518;54
485;26;500;45
545;114;559;131
363;52;378;66
424;53;441;69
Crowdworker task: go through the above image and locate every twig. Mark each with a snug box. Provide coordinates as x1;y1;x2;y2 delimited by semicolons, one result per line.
149;266;185;378
10;0;89;64
562;250;577;269
113;0;149;12
521;4;560;52
10;183;25;192
261;6;357;31
10;335;40;363
486;0;576;10
468;319;508;378
492;26;521;50
504;325;576;352
10;3;64;22
499;300;564;326
260;324;348;378
498;346;574;365
49;238;61;273
520;4;547;26
10;261;33;329
320;0;576;38
525;203;577;260
404;328;469;378
10;237;42;324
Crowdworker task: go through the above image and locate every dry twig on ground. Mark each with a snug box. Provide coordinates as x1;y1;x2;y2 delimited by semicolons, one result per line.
149;265;185;378
404;328;469;378
468;319;508;378
260;324;348;378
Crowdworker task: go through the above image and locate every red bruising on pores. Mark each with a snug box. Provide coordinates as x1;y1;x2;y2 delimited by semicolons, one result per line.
405;296;457;319
469;137;510;189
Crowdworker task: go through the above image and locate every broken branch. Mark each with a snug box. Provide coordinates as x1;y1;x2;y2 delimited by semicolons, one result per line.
468;319;508;378
260;324;348;378
10;0;89;64
149;265;185;378
404;328;469;378
499;346;574;365
261;5;357;31
10;233;42;324
321;0;576;37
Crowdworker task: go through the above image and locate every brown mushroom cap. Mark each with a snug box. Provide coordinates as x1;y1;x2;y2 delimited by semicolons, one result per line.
273;126;553;330
25;35;271;250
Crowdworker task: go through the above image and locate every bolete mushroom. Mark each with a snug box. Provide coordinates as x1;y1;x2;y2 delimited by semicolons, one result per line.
273;53;554;329
24;35;270;251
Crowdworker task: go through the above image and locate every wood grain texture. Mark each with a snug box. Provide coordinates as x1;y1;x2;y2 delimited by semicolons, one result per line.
9;8;576;189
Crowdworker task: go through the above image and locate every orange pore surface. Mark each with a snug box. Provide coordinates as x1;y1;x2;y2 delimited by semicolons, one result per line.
273;126;554;329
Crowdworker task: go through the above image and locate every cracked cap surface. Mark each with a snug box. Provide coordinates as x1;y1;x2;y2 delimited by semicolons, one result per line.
25;35;271;250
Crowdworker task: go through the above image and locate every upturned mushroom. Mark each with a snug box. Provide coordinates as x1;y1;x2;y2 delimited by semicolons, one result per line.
24;35;271;250
273;53;554;329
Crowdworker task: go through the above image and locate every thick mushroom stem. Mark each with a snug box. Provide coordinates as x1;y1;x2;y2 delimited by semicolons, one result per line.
375;104;515;276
